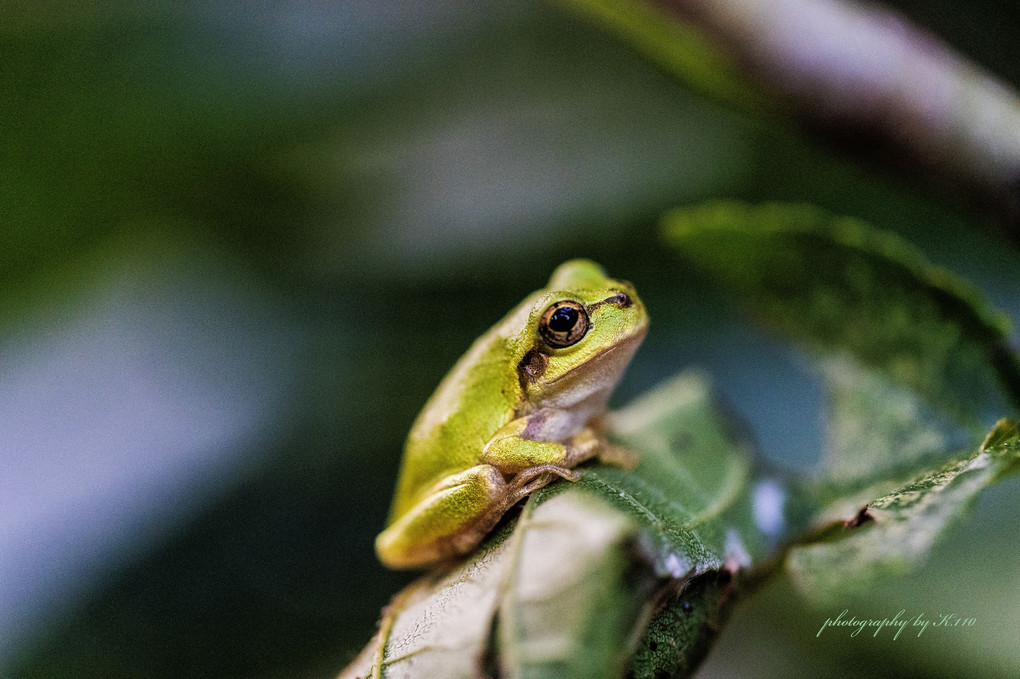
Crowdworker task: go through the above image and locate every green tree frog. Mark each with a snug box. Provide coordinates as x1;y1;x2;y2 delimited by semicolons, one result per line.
376;259;648;569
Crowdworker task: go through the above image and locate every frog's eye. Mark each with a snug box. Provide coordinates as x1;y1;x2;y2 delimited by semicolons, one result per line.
539;300;589;348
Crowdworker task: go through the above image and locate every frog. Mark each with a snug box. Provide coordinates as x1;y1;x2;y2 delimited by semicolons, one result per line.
375;259;648;569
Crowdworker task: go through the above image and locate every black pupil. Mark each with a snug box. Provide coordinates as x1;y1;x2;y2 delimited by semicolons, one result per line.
549;307;578;332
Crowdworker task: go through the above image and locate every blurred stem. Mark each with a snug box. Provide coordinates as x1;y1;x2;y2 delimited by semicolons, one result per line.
557;0;1020;239
555;0;772;112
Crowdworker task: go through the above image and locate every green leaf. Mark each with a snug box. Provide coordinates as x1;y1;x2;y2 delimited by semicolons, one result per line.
787;419;1020;601
340;495;650;679
338;524;516;679
818;354;960;482
341;371;761;679
663;201;1020;428
597;370;764;571
629;571;733;679
497;493;651;679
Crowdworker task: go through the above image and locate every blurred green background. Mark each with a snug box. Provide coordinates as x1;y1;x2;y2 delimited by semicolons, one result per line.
1;2;1018;678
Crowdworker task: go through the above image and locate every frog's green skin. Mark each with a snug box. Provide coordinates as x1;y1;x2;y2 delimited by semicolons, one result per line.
376;260;648;569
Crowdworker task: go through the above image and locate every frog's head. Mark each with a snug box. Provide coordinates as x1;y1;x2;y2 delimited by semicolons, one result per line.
514;259;649;410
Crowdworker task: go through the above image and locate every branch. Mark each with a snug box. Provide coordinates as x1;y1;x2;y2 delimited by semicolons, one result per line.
563;0;1020;238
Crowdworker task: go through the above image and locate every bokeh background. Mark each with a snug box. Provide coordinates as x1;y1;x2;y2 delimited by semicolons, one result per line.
2;2;1018;678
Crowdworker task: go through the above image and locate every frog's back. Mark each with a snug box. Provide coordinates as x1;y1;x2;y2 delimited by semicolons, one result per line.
388;323;524;521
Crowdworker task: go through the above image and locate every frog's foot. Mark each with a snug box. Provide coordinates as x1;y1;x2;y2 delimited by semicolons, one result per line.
458;463;576;543
507;463;581;500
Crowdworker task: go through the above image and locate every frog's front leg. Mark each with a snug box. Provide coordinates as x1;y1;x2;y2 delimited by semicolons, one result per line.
481;408;600;474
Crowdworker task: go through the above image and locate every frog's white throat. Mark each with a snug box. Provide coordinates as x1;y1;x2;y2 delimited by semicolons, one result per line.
531;332;643;414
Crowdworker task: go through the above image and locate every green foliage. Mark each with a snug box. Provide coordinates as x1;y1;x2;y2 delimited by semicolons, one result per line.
663;200;1020;605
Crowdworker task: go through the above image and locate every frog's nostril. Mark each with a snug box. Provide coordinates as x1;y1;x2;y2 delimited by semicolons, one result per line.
611;292;632;308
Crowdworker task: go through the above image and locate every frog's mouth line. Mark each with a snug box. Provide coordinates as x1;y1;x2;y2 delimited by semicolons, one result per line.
545;325;647;384
547;344;617;384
